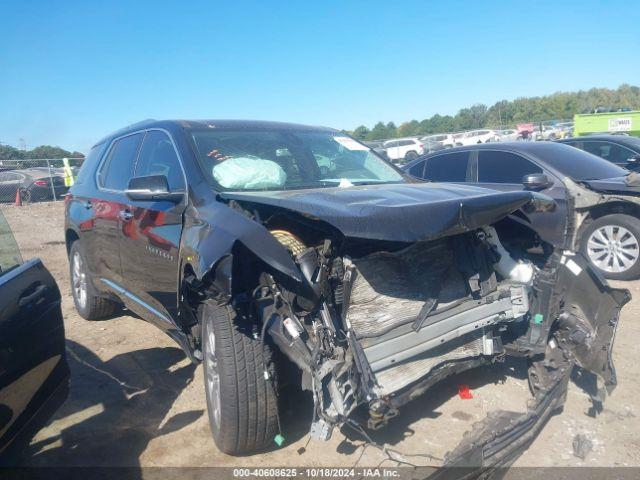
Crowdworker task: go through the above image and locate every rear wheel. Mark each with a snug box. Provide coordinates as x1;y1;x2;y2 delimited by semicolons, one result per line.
201;302;279;455
404;151;418;162
69;241;120;319
581;214;640;280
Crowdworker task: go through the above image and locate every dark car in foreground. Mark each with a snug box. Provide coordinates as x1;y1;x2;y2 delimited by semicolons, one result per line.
405;142;640;280
0;168;69;203
557;134;640;170
0;210;69;459
65;120;627;471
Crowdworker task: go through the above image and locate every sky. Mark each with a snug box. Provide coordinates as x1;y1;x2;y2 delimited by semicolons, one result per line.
1;0;639;154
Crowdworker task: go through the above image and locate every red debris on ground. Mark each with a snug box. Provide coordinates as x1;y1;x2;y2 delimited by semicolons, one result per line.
458;384;473;399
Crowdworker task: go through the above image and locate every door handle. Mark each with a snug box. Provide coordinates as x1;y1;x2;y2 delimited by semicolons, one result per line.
18;284;48;308
118;209;134;221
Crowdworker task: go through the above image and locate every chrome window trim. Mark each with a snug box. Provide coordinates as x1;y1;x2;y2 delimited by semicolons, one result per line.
94;127;189;202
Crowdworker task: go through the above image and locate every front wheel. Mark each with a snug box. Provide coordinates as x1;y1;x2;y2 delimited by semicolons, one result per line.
201;302;279;455
581;214;640;280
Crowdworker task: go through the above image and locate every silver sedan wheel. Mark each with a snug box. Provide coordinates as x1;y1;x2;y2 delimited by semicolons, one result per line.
587;225;640;273
72;251;87;309
204;322;221;427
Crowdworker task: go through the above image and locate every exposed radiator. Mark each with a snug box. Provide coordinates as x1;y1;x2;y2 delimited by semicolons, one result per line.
346;240;468;339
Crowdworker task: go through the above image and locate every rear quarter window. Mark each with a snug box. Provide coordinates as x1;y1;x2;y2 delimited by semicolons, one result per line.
74;142;108;185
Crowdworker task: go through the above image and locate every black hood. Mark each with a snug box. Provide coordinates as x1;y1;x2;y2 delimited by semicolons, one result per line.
220;183;552;243
582;175;640;196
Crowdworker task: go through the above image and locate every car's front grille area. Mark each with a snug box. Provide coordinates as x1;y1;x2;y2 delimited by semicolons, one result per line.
373;331;484;396
346;239;468;339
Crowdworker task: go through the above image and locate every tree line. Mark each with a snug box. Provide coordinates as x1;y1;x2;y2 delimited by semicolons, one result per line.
0;144;84;160
350;84;640;141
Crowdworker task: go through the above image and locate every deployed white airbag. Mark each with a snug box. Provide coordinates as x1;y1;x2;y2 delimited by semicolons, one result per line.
212;157;287;189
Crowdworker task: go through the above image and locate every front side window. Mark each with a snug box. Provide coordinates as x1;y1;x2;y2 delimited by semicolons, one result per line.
135;131;185;191
424;152;469;182
99;133;144;190
582;141;636;164
190;130;403;191
0;210;22;275
407;160;426;178
477;151;542;183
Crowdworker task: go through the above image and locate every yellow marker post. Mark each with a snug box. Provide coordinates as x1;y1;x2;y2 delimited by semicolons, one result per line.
63;157;75;187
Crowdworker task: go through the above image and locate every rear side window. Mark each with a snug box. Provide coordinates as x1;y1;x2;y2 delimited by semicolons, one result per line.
99;133;143;190
134;131;185;191
424;152;469;182
477;151;542;183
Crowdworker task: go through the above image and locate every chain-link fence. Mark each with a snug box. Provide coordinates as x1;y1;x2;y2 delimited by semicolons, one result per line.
0;158;84;204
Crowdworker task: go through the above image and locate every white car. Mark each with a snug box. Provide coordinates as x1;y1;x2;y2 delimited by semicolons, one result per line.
383;138;425;163
457;129;498;146
496;129;519;141
419;133;456;149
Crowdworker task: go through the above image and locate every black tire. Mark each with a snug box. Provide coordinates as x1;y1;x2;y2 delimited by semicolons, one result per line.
404;151;418;162
201;302;279;455
69;241;120;319
580;214;640;280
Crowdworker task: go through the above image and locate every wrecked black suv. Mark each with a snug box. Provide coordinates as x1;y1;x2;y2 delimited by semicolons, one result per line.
65;120;628;469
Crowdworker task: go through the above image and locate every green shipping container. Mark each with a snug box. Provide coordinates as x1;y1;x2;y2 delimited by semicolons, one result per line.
574;111;640;137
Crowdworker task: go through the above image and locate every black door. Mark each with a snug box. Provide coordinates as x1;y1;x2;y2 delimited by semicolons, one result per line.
0;212;69;456
119;130;187;330
91;132;145;287
471;149;568;247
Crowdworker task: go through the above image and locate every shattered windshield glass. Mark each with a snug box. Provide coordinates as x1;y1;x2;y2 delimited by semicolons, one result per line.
190;129;404;191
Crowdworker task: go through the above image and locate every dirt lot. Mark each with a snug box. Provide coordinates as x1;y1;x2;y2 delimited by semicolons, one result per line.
3;201;640;469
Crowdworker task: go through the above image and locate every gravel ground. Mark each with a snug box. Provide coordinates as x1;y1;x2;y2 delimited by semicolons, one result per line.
2;201;639;469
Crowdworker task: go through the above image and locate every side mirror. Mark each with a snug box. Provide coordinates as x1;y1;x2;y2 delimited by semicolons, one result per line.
522;173;551;190
125;175;184;203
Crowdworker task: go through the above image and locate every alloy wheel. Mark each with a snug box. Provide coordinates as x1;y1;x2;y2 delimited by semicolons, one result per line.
72;251;87;309
587;225;640;273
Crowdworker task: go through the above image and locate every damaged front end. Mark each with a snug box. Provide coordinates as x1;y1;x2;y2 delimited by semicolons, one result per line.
201;184;628;469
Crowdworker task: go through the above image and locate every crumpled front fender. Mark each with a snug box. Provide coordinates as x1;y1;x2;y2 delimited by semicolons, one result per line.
553;252;630;395
180;203;304;294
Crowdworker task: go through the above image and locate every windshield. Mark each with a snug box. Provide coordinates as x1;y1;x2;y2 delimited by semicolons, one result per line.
541;144;629;180
190;129;404;191
621;136;640;150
